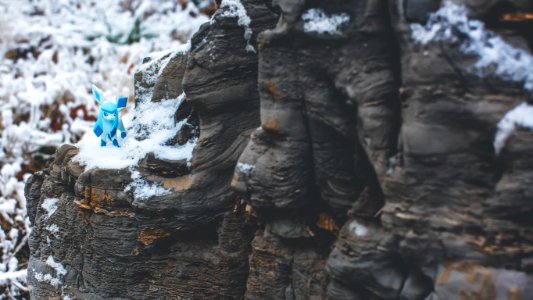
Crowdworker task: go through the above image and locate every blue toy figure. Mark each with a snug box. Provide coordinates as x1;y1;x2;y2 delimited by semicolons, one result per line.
92;85;128;147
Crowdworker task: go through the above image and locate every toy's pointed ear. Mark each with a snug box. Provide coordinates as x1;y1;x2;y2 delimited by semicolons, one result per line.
116;96;128;111
92;84;103;104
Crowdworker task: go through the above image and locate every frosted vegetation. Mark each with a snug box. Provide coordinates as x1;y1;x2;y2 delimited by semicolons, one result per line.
411;1;533;153
0;0;207;297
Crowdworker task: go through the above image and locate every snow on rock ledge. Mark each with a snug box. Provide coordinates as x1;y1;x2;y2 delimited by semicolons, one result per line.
73;92;196;170
411;1;533;91
494;102;533;154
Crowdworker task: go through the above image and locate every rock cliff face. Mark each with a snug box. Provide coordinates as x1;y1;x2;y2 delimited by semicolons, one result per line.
25;0;533;299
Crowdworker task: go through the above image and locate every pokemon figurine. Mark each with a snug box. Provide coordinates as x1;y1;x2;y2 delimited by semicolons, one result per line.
92;85;128;147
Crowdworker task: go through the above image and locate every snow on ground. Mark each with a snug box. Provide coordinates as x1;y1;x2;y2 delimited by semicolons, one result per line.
0;0;208;297
301;8;350;35
410;1;533;154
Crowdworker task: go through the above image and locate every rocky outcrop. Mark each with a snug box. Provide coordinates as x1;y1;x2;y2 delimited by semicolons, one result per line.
26;0;533;299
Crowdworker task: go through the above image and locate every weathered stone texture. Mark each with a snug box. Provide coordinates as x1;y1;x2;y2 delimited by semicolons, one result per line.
26;0;533;299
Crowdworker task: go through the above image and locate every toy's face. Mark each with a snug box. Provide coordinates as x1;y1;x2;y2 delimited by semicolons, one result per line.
102;110;116;121
101;101;118;122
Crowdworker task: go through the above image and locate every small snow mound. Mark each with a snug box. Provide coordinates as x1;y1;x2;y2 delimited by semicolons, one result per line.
494;102;533;154
237;162;254;176
349;220;368;237
301;8;350;35
41;198;59;219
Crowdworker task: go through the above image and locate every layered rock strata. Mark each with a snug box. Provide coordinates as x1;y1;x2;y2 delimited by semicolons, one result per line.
26;0;533;299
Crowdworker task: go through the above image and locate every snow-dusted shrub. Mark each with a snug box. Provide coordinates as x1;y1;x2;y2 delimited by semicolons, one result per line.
0;0;207;296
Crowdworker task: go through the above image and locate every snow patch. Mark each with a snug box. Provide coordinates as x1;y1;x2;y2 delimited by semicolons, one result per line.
349;220;368;237
494;102;533;154
46;256;67;276
46;224;60;238
237;162;254;176
301;8;350;35
74;93;196;170
135;43;190;102
34;272;60;289
218;0;256;53
41;198;58;219
411;1;533;91
125;171;172;201
33;256;66;289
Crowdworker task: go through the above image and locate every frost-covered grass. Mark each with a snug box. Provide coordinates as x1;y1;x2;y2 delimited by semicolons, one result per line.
0;0;207;297
410;1;533;154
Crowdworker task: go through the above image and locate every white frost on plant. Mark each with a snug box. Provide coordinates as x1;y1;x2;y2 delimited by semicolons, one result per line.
125;170;172;201
411;1;533;91
301;8;350;35
494;102;533;154
237;162;254;176
0;270;26;282
41;198;59;219
219;0;256;53
74;92;197;170
349;220;368;237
